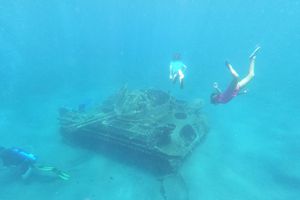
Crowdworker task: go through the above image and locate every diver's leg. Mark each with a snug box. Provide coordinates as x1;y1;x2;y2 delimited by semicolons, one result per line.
21;167;32;180
172;73;178;84
238;47;260;88
178;70;185;89
225;61;239;78
20;162;32;180
180;79;184;89
238;55;256;88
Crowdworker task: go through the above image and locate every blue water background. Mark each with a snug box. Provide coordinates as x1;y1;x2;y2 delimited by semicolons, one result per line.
0;1;299;199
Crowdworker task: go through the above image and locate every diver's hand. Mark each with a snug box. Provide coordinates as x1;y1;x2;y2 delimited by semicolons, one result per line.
238;89;248;95
213;82;218;89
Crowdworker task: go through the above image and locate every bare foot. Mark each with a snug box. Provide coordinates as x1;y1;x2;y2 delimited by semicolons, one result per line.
225;60;230;66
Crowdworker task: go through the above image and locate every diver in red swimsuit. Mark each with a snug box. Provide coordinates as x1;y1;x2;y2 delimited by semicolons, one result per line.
211;46;261;104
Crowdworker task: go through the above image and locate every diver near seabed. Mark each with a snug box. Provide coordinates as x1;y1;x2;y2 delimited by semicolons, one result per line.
169;53;187;89
0;146;70;181
210;46;261;104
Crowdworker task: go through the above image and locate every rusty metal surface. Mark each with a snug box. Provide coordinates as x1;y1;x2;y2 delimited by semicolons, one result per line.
59;87;208;170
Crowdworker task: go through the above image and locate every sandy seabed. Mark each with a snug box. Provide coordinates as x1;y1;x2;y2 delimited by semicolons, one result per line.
0;93;299;200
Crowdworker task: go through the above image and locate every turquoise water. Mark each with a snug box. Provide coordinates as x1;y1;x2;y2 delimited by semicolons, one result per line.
0;1;299;199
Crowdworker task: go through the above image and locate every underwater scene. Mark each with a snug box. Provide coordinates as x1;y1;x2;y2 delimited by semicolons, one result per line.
0;1;299;200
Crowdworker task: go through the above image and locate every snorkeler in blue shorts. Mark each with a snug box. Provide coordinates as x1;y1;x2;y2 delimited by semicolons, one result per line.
169;53;187;89
0;146;70;180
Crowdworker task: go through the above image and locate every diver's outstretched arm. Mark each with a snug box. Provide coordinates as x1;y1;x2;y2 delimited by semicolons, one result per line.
213;82;222;94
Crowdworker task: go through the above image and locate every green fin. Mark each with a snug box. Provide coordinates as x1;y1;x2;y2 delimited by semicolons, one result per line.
58;171;70;180
35;165;70;180
35;165;55;171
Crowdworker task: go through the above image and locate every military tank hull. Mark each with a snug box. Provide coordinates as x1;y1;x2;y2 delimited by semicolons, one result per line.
59;87;208;172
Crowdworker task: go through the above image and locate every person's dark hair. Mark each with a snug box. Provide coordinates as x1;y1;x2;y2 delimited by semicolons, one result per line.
210;93;219;104
172;53;181;61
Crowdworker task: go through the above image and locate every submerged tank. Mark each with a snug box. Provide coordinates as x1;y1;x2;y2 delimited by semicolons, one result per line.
59;87;208;172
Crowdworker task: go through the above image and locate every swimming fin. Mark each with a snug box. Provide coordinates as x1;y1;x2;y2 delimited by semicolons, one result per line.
35;165;55;171
35;165;70;180
249;46;261;59
56;170;70;180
